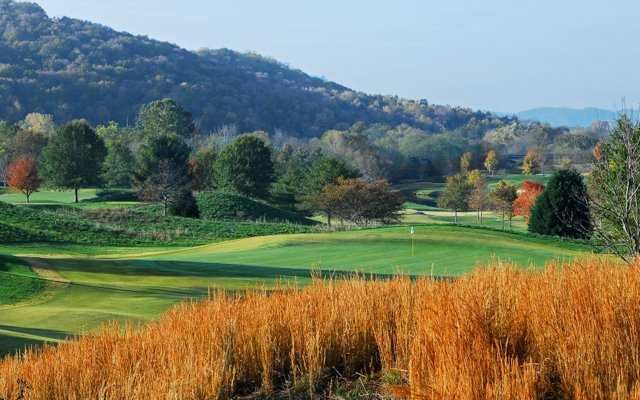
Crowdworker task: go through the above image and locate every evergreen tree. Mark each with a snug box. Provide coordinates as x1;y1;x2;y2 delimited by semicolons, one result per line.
529;169;591;238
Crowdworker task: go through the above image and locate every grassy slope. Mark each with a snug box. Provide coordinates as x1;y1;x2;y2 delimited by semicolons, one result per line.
0;256;44;305
0;201;313;246
0;225;590;355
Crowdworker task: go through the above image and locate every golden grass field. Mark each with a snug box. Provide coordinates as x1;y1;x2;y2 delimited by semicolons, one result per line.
3;257;640;399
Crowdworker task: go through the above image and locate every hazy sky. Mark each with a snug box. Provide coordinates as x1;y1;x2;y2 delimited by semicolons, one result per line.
34;0;640;112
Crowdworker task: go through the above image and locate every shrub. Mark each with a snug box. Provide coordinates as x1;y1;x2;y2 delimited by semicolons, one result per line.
169;190;199;218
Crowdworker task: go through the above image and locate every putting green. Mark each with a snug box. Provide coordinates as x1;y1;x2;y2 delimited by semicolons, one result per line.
0;225;590;355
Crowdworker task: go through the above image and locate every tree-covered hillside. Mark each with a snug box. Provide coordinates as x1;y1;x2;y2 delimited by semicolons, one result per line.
0;0;510;136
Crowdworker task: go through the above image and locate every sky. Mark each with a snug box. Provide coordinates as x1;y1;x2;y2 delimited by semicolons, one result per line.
34;0;640;113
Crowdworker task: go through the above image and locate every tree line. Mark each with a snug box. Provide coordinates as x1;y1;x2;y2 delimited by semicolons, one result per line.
0;99;404;225
438;115;640;263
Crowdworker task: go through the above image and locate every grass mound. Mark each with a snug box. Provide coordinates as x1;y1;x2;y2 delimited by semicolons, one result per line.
0;221;43;243
0;201;314;247
1;258;636;399
0;257;44;305
0;201;127;244
196;191;313;224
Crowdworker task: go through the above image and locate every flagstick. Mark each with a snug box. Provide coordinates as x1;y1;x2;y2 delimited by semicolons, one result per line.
410;226;415;257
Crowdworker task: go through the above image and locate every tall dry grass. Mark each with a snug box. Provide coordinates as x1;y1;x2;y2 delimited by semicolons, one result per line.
3;257;640;399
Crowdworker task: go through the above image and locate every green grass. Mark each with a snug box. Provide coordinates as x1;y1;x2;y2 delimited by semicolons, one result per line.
0;188;100;204
0;188;140;210
0;256;45;305
0;201;314;247
0;224;590;356
486;173;551;188
0;174;582;356
400;173;552;231
196;191;313;224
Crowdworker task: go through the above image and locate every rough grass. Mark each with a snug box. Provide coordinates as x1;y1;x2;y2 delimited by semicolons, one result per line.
0;201;314;246
1;257;639;399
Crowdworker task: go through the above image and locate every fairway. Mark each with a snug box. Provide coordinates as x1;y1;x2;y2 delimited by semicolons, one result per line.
399;174;553;231
0;225;589;355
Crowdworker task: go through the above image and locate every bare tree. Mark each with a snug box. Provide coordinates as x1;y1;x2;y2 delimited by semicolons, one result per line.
137;160;190;217
589;115;640;262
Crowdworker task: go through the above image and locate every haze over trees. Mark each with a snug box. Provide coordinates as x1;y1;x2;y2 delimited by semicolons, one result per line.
0;0;513;137
0;0;608;190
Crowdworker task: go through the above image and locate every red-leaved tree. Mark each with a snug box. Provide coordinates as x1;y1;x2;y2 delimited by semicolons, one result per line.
7;157;42;203
513;180;544;221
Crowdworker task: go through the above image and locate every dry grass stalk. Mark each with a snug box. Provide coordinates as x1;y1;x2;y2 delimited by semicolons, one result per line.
3;258;640;399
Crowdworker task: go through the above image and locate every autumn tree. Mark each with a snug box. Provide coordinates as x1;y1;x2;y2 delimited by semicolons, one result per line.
522;149;541;175
6;157;41;203
19;113;56;137
491;180;518;230
467;170;490;224
460;152;473;174
513;180;544;221
40;121;107;203
484;149;498;176
312;178;403;226
438;173;472;224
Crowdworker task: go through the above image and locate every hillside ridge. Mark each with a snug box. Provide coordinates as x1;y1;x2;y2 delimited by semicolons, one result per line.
0;0;509;136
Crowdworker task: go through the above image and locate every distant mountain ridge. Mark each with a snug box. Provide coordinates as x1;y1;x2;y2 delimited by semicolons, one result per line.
516;107;617;128
0;0;510;137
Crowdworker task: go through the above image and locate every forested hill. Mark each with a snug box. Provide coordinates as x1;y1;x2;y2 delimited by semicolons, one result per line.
0;0;511;137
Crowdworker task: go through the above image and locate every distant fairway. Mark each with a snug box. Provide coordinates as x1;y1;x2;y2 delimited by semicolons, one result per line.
399;174;552;231
0;188;137;209
0;224;590;355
